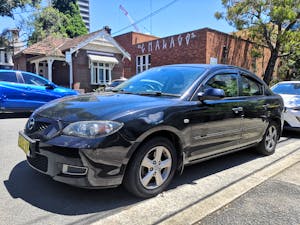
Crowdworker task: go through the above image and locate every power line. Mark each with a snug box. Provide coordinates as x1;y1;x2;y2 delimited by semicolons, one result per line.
112;0;180;35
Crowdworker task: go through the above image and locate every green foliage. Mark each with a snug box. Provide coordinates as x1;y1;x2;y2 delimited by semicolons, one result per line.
28;7;68;44
0;0;40;18
28;0;87;44
52;0;87;38
216;0;300;84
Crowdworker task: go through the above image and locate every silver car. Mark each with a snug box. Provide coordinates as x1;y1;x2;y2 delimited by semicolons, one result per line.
271;81;300;130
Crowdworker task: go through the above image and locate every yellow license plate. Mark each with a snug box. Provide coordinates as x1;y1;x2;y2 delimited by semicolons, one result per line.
18;134;30;156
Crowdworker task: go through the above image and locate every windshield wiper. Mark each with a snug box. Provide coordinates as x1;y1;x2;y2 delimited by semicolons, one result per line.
137;91;180;97
112;89;133;94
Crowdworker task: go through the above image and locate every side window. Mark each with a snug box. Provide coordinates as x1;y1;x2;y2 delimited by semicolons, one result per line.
22;72;48;86
0;71;18;83
204;73;238;97
241;75;263;96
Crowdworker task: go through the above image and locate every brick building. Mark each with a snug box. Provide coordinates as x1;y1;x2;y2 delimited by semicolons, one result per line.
115;27;272;78
14;28;130;92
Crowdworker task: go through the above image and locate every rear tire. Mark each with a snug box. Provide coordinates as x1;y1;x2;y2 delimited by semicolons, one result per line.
123;137;177;198
256;121;279;156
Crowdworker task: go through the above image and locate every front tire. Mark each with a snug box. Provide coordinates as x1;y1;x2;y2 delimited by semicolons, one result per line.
123;137;177;198
256;121;279;156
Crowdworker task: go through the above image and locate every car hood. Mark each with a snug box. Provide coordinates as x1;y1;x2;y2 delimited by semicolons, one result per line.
34;92;179;122
279;94;300;108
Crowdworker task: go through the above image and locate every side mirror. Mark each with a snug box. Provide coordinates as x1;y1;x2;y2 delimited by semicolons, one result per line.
197;88;225;101
45;83;56;89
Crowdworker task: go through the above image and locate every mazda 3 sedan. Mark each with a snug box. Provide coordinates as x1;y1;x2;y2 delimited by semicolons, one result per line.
271;81;300;130
18;64;284;198
0;70;78;112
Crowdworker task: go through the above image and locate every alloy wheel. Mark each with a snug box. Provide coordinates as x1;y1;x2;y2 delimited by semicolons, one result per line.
139;146;172;190
265;125;277;152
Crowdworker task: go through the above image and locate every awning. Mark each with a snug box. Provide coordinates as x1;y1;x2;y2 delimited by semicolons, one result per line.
88;54;119;64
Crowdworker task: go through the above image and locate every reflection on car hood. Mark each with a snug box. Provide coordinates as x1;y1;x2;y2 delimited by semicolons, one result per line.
35;92;178;122
279;94;300;108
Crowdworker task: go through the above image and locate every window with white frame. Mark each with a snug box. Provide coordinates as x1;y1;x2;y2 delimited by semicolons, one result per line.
90;62;112;85
136;54;151;73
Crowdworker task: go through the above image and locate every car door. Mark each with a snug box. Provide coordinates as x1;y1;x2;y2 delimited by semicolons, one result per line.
238;72;269;146
186;70;244;161
0;70;28;111
19;72;59;109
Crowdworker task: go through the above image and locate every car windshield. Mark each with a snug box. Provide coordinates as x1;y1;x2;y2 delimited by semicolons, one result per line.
272;83;300;95
114;66;206;96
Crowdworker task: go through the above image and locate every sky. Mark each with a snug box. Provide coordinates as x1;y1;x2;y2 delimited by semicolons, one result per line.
0;0;235;40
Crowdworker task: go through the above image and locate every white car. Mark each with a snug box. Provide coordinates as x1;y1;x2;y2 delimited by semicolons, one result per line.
271;81;300;130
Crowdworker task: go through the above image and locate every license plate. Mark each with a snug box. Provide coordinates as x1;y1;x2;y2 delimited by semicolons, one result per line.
18;133;30;156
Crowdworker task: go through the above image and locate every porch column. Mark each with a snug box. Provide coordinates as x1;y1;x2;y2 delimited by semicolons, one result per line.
47;58;54;82
65;51;73;88
34;62;39;74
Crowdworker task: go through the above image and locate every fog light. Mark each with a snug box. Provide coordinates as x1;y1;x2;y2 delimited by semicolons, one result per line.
62;164;88;175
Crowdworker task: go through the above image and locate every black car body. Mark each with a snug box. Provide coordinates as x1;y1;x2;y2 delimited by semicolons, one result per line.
18;64;284;198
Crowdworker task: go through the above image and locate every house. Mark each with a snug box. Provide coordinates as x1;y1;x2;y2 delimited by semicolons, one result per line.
115;27;273;78
14;27;131;92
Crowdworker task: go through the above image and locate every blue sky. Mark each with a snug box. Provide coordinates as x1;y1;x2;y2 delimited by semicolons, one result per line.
0;0;235;39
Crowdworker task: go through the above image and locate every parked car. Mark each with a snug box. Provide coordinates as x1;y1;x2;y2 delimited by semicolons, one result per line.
105;78;127;91
18;64;283;198
271;81;300;130
0;70;78;112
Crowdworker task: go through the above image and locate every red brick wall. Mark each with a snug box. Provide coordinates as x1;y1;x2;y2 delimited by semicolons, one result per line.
205;29;271;77
117;29;207;76
116;28;273;79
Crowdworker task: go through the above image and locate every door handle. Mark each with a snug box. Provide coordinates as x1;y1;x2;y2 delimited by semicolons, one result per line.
232;107;243;113
263;104;270;110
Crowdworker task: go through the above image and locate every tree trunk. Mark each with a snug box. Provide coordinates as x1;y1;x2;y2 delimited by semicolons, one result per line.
263;50;278;85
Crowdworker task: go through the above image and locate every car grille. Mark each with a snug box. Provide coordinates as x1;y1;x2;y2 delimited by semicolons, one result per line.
27;154;48;172
25;116;64;140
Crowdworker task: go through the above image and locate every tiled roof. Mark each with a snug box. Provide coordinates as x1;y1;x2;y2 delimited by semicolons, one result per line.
22;36;70;57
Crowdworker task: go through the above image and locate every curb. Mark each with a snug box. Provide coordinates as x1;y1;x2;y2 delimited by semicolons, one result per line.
91;142;300;225
159;148;300;225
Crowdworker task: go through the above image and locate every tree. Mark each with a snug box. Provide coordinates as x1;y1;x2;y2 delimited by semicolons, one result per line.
52;0;88;38
0;0;40;18
215;0;300;84
28;7;68;44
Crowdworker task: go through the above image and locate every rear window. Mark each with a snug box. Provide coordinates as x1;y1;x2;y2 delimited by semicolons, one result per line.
0;71;17;83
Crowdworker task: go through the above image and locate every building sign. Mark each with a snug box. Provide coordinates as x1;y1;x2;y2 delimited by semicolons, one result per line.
137;32;197;54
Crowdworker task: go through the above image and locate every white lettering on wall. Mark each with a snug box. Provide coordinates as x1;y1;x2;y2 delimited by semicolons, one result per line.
155;40;160;51
148;42;153;52
178;35;183;46
169;37;175;48
162;39;167;49
138;32;197;53
138;44;146;54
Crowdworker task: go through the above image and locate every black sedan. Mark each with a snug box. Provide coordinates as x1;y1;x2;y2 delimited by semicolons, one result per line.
18;64;284;198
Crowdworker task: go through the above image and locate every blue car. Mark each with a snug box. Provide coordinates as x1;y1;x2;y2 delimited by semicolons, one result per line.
0;70;78;112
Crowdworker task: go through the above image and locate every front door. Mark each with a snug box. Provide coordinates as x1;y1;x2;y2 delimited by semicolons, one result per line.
186;72;243;162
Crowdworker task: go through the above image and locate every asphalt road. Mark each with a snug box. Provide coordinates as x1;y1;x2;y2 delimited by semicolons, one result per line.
0;115;299;225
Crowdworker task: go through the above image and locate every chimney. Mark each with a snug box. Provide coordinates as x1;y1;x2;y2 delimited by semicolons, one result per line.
104;26;111;35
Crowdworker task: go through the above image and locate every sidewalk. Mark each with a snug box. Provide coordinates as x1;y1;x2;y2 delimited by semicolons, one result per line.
158;148;300;225
197;162;300;225
92;141;300;225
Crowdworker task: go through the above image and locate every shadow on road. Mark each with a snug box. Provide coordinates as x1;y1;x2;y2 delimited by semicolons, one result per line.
4;148;264;217
0;112;32;119
4;161;139;216
3;132;298;219
282;130;300;139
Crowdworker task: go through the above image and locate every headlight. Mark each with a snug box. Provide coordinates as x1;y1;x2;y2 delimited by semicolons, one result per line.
63;121;123;138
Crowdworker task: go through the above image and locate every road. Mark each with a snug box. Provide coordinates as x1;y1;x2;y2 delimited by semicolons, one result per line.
0;115;299;225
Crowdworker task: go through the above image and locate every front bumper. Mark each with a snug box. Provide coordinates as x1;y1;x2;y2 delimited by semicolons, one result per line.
283;108;300;129
20;131;133;188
